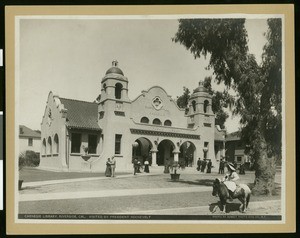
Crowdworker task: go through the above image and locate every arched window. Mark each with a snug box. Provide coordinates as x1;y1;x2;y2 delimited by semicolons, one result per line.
164;120;172;126
115;83;122;99
192;100;196;112
153;118;162;125
103;83;107;93
204;100;209;113
140;117;149;124
54;134;59;154
42;139;46;155
47;137;52;155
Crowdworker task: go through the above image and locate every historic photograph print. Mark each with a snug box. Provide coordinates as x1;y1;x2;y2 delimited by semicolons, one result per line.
15;15;284;223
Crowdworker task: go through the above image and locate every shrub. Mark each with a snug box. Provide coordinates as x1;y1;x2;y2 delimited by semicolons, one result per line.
19;150;40;170
19;152;26;171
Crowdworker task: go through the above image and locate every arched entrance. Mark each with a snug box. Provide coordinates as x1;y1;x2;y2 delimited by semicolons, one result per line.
179;141;196;167
132;137;152;164
157;139;175;166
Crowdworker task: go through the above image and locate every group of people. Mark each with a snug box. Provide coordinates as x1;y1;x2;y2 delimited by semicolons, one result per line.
133;157;150;175
196;158;213;173
105;156;116;177
105;156;151;177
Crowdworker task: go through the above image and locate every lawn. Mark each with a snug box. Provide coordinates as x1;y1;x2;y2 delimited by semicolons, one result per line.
19;167;130;182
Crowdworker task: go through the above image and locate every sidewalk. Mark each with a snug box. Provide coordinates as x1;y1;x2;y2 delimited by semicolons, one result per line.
19;186;212;202
22;170;161;188
22;166;256;189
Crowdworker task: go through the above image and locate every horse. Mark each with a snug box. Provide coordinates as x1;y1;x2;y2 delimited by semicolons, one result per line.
212;178;251;213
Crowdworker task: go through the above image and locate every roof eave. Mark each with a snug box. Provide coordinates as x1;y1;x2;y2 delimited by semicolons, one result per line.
67;126;102;131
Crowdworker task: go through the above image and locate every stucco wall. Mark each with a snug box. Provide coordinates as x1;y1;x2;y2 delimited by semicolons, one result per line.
131;86;186;128
19;137;41;154
67;129;101;172
39;92;67;171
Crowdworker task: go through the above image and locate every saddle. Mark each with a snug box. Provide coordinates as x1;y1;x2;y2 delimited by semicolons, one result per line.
224;181;247;197
223;181;237;193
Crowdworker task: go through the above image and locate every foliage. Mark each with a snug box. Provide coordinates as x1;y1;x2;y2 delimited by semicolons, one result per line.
19;152;26;171
173;18;282;195
19;150;40;170
176;87;190;109
168;160;185;174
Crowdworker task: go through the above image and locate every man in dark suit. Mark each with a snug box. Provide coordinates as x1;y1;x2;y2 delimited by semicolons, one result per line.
197;158;202;171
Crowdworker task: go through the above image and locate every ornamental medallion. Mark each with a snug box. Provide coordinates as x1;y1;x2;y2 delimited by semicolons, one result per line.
152;96;163;110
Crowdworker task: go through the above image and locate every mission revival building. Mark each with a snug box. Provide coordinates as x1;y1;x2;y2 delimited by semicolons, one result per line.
39;61;226;172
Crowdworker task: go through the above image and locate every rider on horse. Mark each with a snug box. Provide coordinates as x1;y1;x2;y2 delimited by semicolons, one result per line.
222;162;239;199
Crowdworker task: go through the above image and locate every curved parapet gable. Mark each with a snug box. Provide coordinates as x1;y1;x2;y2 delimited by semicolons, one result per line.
132;85;185;112
131;86;187;129
41;92;67;124
53;94;65;112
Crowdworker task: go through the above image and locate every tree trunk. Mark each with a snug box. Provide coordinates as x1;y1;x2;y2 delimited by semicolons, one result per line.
252;134;277;196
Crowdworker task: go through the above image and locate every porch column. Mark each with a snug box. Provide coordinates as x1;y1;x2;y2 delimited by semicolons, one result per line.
151;150;158;166
61;126;68;172
173;152;180;162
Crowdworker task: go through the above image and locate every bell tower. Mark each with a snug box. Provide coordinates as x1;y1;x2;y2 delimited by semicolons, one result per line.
187;81;213;126
97;61;132;169
99;60;129;103
187;80;215;160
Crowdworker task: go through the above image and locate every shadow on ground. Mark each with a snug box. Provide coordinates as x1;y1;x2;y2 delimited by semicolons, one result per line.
167;179;215;186
209;201;243;213
20;186;44;192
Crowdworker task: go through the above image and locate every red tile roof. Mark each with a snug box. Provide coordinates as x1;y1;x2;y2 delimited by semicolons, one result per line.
19;125;41;138
226;131;241;141
60;98;101;131
214;127;226;141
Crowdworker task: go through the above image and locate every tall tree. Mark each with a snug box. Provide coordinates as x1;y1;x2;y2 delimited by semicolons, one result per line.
173;18;282;195
176;87;191;109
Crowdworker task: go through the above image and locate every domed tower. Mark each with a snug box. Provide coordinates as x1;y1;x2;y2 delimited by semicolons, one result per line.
99;60;129;103
187;80;215;160
96;61;132;170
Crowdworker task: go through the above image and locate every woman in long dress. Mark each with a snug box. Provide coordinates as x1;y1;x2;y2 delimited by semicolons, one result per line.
105;158;111;177
144;160;150;173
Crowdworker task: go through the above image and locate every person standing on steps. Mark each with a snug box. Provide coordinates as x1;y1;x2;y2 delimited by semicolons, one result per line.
133;157;139;175
144;159;150;173
201;159;207;172
197;158;201;171
206;159;212;173
219;157;225;174
110;156;116;177
105;158;111;177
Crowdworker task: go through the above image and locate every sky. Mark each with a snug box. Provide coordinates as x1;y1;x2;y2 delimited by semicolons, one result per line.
18;16;270;133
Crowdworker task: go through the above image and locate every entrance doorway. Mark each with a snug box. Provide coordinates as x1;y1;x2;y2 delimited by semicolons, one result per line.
132;137;152;164
157;139;175;166
179;141;196;167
